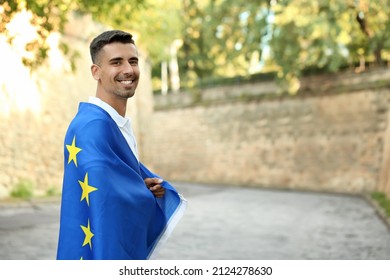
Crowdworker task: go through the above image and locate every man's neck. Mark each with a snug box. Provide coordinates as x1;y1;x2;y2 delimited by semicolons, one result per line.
96;93;127;117
111;99;127;117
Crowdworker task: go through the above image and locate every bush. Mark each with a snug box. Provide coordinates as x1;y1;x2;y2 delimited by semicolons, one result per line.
10;180;34;199
46;186;60;197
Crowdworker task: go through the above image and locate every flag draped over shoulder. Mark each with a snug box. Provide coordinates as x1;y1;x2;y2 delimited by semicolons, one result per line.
57;103;186;260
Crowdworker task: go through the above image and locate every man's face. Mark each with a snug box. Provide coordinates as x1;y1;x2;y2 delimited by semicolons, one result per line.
93;42;140;99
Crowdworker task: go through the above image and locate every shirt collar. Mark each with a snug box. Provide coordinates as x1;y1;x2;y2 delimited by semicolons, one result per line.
88;96;129;128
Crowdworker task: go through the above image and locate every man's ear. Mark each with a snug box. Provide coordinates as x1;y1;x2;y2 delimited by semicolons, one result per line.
91;64;100;80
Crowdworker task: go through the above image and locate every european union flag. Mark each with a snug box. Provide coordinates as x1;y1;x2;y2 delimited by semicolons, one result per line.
57;103;186;260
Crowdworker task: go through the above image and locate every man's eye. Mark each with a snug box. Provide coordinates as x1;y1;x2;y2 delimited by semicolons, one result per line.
130;60;138;66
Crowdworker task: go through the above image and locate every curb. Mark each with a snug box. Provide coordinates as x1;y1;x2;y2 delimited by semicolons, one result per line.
0;196;61;209
363;193;390;232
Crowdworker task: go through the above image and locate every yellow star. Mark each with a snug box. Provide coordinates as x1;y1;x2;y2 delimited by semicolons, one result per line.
66;136;82;167
78;173;98;206
80;219;94;250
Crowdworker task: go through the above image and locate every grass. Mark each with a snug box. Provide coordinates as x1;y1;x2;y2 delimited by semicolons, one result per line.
371;192;390;217
45;186;60;197
5;181;60;203
10;180;34;199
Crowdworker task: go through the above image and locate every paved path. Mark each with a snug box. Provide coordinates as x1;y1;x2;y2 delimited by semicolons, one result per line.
0;182;389;260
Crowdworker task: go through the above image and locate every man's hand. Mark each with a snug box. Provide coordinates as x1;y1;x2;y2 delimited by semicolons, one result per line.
144;178;166;198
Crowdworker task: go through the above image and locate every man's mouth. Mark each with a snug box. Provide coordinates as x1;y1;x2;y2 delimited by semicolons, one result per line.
118;80;133;85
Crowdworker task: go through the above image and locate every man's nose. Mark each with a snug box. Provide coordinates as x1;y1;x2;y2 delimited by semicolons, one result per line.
123;62;134;74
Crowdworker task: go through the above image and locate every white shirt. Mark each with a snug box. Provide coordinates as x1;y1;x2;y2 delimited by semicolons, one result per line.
88;96;139;161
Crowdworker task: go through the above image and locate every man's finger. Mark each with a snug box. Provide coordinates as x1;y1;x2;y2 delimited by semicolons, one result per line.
144;178;163;186
153;189;166;198
149;184;162;191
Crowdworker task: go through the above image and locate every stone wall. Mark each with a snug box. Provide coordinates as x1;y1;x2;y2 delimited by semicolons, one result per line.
145;69;390;195
378;96;390;196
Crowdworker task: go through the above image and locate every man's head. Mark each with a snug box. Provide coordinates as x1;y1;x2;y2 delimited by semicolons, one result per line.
90;30;140;105
90;30;135;65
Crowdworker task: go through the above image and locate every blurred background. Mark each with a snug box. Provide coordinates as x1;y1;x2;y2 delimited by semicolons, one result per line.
0;0;390;259
0;0;390;224
1;0;390;222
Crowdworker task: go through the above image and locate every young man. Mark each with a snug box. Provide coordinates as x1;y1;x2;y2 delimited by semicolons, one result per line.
57;30;186;260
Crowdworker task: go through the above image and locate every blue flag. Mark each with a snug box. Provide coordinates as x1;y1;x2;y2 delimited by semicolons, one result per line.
57;103;186;260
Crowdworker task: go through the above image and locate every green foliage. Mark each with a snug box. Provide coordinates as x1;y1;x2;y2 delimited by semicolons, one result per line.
0;0;146;69
268;0;390;91
178;0;390;93
10;180;34;199
77;0;146;27
371;192;390;218
1;0;73;68
3;0;390;93
179;0;270;83
46;186;60;197
116;0;183;63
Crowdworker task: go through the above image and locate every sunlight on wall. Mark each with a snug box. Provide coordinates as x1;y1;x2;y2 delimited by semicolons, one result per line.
0;9;41;116
47;32;68;71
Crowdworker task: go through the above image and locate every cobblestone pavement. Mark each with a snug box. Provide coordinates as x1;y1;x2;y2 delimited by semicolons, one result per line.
0;182;389;260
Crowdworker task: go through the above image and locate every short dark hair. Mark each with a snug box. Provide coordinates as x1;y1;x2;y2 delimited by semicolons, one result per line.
89;30;135;64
